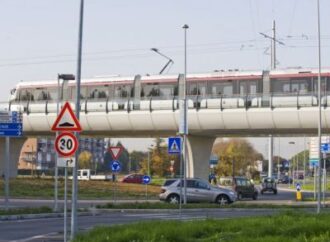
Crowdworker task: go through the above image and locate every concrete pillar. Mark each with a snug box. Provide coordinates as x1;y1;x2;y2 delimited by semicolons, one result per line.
185;136;215;180
0;137;27;177
268;135;273;177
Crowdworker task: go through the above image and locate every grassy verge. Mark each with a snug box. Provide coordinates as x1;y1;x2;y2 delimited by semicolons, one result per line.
73;211;330;242
0;206;52;216
0;178;159;199
96;201;315;210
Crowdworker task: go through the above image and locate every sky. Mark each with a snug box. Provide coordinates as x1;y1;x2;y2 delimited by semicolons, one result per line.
1;0;329;159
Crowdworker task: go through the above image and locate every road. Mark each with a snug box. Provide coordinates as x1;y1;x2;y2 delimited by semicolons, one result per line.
0;208;280;242
0;186;327;242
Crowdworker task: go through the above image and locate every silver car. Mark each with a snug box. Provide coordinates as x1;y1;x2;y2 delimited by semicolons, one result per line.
159;178;236;205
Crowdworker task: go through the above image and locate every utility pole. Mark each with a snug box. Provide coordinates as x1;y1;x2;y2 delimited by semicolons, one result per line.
259;20;285;70
271;20;276;70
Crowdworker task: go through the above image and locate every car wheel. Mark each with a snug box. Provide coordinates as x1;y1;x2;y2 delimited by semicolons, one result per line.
274;190;277;195
261;190;264;195
252;193;258;200
237;192;243;200
167;194;180;204
216;194;230;205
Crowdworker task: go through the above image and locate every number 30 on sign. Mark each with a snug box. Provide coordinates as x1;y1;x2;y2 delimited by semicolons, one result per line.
55;132;78;157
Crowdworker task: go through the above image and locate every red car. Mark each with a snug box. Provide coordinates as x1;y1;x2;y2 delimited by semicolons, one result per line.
121;174;144;184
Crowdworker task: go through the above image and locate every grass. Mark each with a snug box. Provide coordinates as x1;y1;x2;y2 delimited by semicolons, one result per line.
73;211;330;242
0;178;160;199
97;201;316;210
0;206;52;216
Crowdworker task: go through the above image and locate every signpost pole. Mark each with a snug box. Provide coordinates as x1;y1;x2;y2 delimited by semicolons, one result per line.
323;152;326;207
4;137;10;210
64;166;68;242
314;165;317;200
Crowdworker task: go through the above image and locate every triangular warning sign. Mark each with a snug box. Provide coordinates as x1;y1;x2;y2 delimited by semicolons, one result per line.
51;102;82;132
170;140;180;152
109;146;123;160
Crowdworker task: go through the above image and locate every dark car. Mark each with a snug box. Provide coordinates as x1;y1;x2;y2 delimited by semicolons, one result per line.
234;177;258;200
278;176;293;184
261;177;277;194
121;173;144;184
219;177;258;200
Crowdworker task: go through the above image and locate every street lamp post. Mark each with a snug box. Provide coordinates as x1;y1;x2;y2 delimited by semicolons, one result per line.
182;24;189;205
316;0;322;214
72;0;84;238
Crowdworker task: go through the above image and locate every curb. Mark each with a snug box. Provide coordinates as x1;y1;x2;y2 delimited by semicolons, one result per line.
0;211;92;221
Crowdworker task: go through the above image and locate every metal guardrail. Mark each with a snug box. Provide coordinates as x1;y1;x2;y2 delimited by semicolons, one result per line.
0;92;326;114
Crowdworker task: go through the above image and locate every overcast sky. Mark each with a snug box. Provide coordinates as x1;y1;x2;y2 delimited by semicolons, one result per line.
0;0;328;158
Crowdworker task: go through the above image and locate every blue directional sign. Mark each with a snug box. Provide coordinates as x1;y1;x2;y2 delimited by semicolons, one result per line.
321;143;330;153
111;160;121;173
309;159;319;167
296;183;301;191
142;175;151;184
168;137;181;154
0;111;23;137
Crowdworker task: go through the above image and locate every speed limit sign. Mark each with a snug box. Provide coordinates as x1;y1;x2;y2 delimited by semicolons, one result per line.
55;132;78;157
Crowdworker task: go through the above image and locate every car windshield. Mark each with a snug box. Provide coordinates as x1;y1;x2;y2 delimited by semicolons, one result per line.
264;178;274;183
163;179;177;186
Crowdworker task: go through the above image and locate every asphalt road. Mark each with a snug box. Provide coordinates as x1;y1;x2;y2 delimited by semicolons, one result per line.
0;208;280;242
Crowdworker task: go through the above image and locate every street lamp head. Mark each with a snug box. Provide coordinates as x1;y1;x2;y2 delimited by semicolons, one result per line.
58;74;75;81
182;24;189;29
151;48;159;52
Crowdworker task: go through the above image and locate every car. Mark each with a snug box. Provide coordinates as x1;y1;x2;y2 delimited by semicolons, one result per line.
159;178;236;205
261;177;277;194
121;173;144;184
219;176;258;200
278;175;293;184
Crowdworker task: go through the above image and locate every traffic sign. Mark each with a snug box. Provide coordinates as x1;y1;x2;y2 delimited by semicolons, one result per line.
168;137;181;154
109;146;123;160
309;159;319;167
111;160;121;173
0;111;23;137
51;102;82;132
57;157;76;167
142;175;151;184
55;132;78;157
296;183;301;191
321;143;330;153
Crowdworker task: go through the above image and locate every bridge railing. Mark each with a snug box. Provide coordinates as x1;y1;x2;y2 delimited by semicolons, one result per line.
0;91;327;114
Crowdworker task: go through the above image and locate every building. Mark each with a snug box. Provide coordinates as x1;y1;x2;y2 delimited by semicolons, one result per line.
18;137;105;171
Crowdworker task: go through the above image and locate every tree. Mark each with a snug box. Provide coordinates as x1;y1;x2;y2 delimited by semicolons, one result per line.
213;138;263;179
139;138;180;177
78;151;92;169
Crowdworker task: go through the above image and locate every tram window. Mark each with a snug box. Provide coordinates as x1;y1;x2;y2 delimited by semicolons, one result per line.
210;82;233;96
72;87;87;100
187;83;198;95
114;85;131;98
159;84;175;98
34;89;48;101
88;86;108;99
19;89;34;101
198;83;207;96
141;84;160;97
291;79;309;93
47;88;57;100
239;80;258;95
313;77;327;92
239;82;246;95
